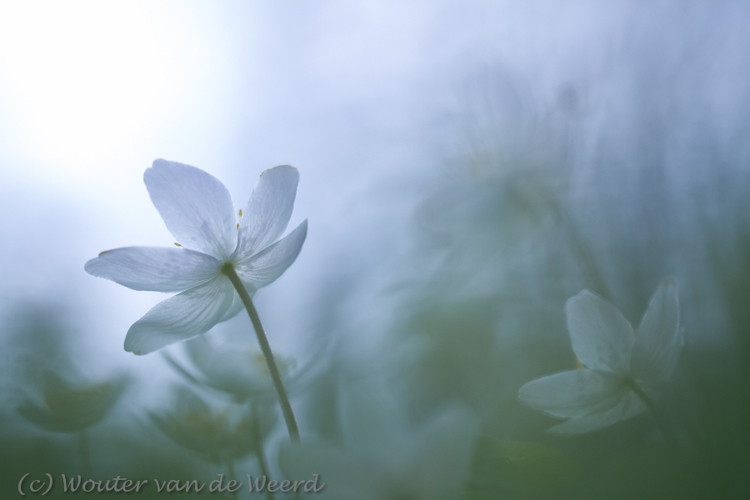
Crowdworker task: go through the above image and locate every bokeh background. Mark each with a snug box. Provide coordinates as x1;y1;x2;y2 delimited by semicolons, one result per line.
2;1;750;498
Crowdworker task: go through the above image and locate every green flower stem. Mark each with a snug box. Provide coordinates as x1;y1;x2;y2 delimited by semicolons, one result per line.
222;263;300;442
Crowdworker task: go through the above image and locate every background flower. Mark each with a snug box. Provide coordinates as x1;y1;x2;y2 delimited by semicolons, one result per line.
164;333;297;402
518;280;682;434
17;371;128;433
148;385;275;465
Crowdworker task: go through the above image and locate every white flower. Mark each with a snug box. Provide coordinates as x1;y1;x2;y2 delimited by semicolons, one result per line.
518;279;683;434
164;334;297;402
149;386;275;464
85;160;307;355
17;371;128;433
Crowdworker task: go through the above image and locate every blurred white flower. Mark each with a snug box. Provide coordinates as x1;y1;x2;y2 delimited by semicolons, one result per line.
85;160;307;355
17;372;128;433
518;279;683;434
164;334;297;402
149;386;275;465
280;379;478;500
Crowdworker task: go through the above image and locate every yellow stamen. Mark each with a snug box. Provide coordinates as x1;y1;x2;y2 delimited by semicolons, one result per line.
236;223;240;230
575;358;584;370
174;242;182;247
239;209;243;217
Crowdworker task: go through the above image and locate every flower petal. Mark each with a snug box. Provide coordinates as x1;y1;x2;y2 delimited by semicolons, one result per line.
17;401;68;432
124;277;234;355
84;246;220;292
565;290;635;376
518;370;625;418
144;159;237;259
631;279;683;382
235;165;299;260
216;279;256;323
235;220;307;290
546;389;647;435
183;336;277;399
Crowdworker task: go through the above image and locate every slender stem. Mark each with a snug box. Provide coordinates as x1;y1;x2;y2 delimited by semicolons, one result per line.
222;263;300;442
624;377;680;448
252;406;274;500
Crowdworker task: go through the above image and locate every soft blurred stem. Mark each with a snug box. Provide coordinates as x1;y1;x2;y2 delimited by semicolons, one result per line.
222;263;300;443
625;378;681;449
79;430;92;476
252;406;274;500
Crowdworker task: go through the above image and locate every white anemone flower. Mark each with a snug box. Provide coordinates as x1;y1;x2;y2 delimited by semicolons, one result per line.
164;334;297;402
85;160;307;355
17;372;128;433
518;279;683;434
149;386;275;465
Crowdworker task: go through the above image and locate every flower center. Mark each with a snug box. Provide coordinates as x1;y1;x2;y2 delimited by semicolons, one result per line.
221;262;235;275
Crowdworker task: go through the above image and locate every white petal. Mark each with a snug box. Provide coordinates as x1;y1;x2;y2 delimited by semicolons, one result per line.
565;290;635;376
124;277;234;355
84;246;220;292
184;336;275;398
217;292;245;323
17;402;69;432
235;220;307;289
144;159;237;259
235;165;299;260
518;370;626;418
631;279;683;382
547;389;647;434
215;277;258;323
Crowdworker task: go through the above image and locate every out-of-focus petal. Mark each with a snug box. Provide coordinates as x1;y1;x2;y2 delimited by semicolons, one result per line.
183;336;276;399
235;165;299;259
631;279;683;381
18;375;127;432
144;159;237;259
216;279;256;323
235;220;307;289
518;370;625;418
84;246;219;292
565;290;635;376
547;390;647;435
124;277;235;355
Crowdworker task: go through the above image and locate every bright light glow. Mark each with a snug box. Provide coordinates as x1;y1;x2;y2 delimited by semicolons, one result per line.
0;1;198;169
